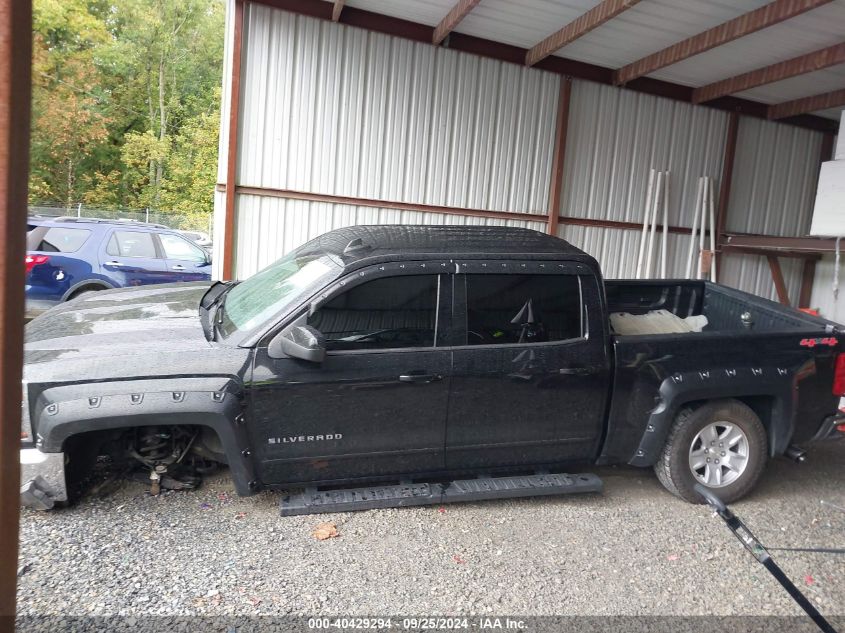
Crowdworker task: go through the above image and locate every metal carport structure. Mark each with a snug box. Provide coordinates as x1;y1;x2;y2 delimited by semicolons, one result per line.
213;0;844;314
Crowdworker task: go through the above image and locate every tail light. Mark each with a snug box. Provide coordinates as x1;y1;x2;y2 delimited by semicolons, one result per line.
833;354;845;395
25;254;49;274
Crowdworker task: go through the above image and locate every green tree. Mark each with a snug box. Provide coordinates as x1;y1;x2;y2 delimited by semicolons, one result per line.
97;0;224;208
160;99;221;230
30;0;224;226
30;0;113;206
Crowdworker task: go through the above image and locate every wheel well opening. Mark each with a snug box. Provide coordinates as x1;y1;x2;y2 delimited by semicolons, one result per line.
733;395;775;437
67;283;109;300
61;425;227;501
62;424;227;466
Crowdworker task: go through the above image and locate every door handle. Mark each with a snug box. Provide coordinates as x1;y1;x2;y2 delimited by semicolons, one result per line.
171;264;185;271
105;261;124;267
559;366;592;376
399;373;442;384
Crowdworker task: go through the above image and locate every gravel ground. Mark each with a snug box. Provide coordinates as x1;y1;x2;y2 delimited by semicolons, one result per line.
16;441;845;621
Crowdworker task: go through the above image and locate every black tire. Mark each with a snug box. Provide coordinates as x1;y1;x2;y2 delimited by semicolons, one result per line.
654;399;768;504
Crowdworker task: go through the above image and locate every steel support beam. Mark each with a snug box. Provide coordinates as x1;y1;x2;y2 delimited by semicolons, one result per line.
525;0;641;67
433;0;481;45
331;0;344;22
547;77;572;236
721;245;822;259
614;0;834;85
230;185;548;224
799;258;817;308
769;88;845;120
820;130;835;162
218;183;709;236
693;42;845;104
0;0;31;624
767;255;791;306
715;112;740;271
222;0;244;281
723;234;842;254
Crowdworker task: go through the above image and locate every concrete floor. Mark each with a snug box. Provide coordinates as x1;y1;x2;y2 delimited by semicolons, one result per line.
16;441;845;624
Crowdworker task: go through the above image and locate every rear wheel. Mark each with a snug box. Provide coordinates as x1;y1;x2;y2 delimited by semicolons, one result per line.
654;399;768;504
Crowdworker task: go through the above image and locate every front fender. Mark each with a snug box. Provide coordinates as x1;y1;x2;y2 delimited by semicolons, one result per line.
628;364;797;467
32;377;258;496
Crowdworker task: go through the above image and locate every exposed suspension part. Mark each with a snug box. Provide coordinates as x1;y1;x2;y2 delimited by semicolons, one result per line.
127;426;202;494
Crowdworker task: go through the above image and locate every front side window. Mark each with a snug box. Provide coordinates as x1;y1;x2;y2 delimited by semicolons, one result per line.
159;233;206;262
107;230;157;258
464;274;582;345
309;275;439;351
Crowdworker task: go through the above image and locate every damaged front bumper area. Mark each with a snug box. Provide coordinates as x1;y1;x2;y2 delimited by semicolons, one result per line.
20;448;67;510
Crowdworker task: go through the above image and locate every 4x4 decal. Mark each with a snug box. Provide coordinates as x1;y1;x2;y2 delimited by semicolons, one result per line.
800;337;837;348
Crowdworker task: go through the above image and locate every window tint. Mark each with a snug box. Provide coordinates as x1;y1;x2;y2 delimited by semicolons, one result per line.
309;275;439;351
107;231;157;258
33;227;91;253
465;274;582;345
159;233;206;262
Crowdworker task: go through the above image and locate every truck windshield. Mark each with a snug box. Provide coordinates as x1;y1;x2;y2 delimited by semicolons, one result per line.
218;250;339;338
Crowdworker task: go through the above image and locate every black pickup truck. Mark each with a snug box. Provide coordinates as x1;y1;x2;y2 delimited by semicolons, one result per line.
19;225;845;512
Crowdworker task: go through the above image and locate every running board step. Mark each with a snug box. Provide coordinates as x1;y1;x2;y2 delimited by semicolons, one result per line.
279;472;602;516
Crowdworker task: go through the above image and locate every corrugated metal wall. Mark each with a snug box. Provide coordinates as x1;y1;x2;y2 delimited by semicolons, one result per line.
562;80;728;229
727;117;823;238
558;225;691;279
235;194;546;278
719;253;803;304
555;82;823;303
811;254;845;322
719;116;823;303
215;4;826;307
557;79;728;283
239;4;558;214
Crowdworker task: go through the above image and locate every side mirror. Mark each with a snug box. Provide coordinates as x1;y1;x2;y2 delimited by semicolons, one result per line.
268;324;326;362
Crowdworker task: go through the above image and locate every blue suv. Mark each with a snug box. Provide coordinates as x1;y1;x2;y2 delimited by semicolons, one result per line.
25;217;212;319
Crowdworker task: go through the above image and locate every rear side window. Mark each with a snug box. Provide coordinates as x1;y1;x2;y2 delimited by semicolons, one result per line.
464;274;582;345
309;275;439;351
31;227;91;253
106;231;157;258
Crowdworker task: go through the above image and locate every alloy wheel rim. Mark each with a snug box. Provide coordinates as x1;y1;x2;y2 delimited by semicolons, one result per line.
688;421;749;488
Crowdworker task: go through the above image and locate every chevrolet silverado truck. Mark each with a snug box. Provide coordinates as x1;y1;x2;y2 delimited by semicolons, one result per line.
19;225;845;513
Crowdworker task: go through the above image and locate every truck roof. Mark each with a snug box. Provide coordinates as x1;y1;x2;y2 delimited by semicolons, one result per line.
305;225;598;269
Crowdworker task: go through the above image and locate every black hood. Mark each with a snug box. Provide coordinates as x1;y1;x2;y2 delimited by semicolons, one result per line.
25;283;213;366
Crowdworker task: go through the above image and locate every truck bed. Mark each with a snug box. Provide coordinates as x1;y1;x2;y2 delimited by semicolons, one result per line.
605;279;830;334
599;279;841;468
